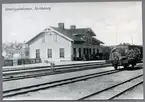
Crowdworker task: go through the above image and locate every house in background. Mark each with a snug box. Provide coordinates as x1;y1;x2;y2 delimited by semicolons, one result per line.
26;23;104;62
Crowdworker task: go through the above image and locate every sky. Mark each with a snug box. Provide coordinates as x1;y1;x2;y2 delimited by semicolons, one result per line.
2;2;142;46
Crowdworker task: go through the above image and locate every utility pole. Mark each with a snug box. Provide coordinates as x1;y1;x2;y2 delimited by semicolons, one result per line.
131;35;133;45
116;32;117;45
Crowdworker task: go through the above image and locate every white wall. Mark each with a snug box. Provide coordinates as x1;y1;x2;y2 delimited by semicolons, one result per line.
29;31;72;62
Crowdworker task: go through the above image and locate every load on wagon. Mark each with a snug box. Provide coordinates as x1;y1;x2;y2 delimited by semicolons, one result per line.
109;45;142;70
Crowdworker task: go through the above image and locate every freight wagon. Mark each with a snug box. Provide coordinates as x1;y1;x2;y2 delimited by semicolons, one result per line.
109;45;142;70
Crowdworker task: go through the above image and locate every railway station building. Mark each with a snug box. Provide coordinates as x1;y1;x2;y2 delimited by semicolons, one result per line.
26;23;104;62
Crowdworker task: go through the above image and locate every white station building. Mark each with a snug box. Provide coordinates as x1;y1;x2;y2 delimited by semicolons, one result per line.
26;23;104;61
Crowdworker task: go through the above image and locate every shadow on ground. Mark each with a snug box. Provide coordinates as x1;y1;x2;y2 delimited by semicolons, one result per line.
118;66;143;71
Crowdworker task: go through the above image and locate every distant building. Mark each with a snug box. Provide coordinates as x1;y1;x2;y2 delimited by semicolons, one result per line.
26;23;104;61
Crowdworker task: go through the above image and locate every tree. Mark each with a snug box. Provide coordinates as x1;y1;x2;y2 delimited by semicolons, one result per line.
119;43;131;45
102;46;112;60
2;42;24;59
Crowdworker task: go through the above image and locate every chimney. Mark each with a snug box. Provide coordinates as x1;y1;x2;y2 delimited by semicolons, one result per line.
58;23;64;29
70;25;76;29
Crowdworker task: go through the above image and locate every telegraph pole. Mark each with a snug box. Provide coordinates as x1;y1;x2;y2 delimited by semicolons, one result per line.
116;32;117;45
131;35;133;45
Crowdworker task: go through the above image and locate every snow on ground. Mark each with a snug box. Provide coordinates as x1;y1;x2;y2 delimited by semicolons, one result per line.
3;66;113;91
3;60;105;71
4;67;143;100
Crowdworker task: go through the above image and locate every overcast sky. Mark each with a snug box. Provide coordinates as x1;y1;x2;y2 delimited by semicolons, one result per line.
2;2;142;46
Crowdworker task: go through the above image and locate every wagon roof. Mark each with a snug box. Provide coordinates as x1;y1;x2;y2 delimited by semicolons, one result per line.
111;44;142;52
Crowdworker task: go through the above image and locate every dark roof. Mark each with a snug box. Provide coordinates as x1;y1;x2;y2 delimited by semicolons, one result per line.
50;26;86;42
50;26;105;44
26;26;104;45
92;37;104;44
51;26;96;36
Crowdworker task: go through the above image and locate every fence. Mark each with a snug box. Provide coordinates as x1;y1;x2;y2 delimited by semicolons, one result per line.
4;60;13;66
4;58;42;66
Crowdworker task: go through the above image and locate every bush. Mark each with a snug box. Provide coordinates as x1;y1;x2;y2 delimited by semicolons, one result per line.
4;60;13;66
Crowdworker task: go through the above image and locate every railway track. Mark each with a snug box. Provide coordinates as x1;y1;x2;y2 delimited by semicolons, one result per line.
3;69;122;98
3;62;107;76
3;63;111;81
78;74;143;100
109;81;143;100
3;62;105;72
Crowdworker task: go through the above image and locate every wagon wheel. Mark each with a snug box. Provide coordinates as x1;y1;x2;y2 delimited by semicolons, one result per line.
131;63;136;68
123;64;128;69
114;65;118;70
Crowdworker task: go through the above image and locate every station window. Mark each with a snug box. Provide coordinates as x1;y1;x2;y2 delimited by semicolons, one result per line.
97;49;99;53
73;48;76;56
79;48;81;57
83;48;85;54
89;48;91;55
36;49;40;58
47;49;52;58
93;48;95;54
60;48;64;58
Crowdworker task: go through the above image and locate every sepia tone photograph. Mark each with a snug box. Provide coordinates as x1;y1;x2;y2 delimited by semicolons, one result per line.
2;1;143;100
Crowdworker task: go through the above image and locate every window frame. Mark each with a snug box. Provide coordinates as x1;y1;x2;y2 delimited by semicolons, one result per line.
47;49;52;58
60;48;65;58
93;48;95;54
36;49;40;59
79;48;81;57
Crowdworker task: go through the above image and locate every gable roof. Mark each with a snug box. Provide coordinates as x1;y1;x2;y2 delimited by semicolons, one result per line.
50;26;86;42
26;27;73;45
26;26;104;45
51;26;96;36
92;37;104;44
26;32;45;45
50;26;104;44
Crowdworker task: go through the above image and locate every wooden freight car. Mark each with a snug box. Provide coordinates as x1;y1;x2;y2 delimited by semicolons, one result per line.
109;45;142;70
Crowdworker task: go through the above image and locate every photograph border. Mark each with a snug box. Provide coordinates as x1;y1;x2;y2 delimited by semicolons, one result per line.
0;0;144;102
